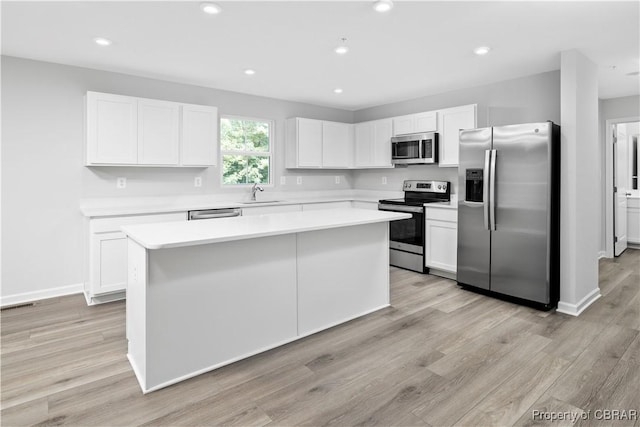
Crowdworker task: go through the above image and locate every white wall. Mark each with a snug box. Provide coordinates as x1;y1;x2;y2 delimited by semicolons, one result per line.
1;56;354;303
352;71;561;195
557;50;600;315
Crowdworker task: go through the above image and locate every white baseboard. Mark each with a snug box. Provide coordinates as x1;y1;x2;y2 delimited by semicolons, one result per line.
1;283;84;307
557;287;601;316
598;250;607;259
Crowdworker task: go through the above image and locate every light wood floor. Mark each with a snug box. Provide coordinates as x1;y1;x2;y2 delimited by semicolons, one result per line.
2;250;639;427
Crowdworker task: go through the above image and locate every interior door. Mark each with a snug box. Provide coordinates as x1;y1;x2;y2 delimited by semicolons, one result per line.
614;124;629;256
490;123;552;304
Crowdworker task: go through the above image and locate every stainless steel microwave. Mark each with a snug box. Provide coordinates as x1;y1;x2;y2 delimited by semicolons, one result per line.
391;132;439;165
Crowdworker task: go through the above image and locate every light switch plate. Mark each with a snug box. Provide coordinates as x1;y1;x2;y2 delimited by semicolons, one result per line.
280;176;286;185
297;176;302;185
335;176;341;184
382;176;387;185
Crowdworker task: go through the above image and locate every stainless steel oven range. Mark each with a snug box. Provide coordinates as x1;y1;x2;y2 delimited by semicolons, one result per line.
378;180;451;273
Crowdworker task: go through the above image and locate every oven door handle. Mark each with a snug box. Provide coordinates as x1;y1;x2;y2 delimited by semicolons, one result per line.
378;204;424;214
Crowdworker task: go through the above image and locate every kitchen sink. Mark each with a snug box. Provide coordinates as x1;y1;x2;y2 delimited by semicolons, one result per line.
239;200;284;204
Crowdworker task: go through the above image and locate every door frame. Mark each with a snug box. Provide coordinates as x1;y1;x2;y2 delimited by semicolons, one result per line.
605;116;639;258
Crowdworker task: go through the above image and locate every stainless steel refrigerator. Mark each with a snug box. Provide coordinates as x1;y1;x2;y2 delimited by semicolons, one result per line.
457;122;560;309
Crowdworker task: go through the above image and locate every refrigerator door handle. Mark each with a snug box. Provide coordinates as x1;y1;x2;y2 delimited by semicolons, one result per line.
489;149;497;230
483;150;491;230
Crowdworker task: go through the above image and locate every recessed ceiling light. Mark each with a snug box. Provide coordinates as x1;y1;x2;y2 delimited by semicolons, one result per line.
335;37;349;55
334;88;343;94
244;69;256;76
373;0;394;12
94;37;112;47
200;2;222;15
473;46;491;56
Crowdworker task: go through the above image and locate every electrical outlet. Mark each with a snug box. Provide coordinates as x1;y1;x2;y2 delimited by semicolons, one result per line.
117;177;127;189
335;176;341;184
194;177;202;187
280;176;286;185
382;176;387;185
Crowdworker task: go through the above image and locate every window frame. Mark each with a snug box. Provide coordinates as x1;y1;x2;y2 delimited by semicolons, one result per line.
219;115;274;187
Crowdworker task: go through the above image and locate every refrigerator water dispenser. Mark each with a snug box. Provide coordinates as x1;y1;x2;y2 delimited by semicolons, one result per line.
465;169;484;202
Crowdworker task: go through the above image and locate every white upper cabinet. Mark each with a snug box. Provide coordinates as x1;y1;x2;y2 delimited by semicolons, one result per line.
86;92;138;165
392;111;437;136
354;119;393;168
322;121;352;168
137;99;180;165
437;104;477;167
86;91;218;167
181;104;218;166
297;118;323;168
286;118;352;169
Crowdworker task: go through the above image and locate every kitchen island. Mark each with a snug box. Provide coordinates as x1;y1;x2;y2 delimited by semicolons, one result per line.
122;208;410;393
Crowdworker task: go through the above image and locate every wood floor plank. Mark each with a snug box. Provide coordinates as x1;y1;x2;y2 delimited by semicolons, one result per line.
514;395;585;426
547;323;638;410
0;249;637;427
453;351;570;426
573;359;640;427
412;331;553;426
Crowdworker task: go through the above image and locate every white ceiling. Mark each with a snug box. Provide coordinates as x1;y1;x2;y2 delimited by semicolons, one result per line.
2;1;639;111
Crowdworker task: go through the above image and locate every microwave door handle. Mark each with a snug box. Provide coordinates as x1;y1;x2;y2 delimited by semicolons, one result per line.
418;139;423;159
483;150;491;230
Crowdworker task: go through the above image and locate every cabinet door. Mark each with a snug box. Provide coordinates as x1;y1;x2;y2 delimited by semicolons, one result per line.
91;231;128;295
392;115;414;136
372;119;393;167
354;122;374;167
86;92;137;164
322;122;352;168
351;201;379;210
242;204;302;216
181;104;218;166
138;99;180;165
628;200;640;244
297;119;323;167
437;104;476;167
88;212;186;300
414;112;437;133
425;220;458;273
302;201;352;211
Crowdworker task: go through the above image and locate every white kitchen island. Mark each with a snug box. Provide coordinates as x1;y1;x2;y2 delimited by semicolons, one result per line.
122;208;409;393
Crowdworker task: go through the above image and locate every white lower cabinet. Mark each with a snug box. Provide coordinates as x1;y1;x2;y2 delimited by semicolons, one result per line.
425;208;458;277
86;212;186;304
628;198;640;245
351;201;379;210
241;204;302;216
302;201;352;211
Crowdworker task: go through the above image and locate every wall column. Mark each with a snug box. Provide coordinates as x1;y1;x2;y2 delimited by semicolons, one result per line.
557;49;601;315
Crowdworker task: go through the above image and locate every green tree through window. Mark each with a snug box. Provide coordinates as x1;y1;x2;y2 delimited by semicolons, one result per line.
221;117;271;185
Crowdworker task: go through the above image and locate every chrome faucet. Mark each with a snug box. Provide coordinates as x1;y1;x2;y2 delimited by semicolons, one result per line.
251;183;264;201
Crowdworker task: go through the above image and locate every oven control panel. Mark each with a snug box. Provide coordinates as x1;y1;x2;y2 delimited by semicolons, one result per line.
403;180;449;193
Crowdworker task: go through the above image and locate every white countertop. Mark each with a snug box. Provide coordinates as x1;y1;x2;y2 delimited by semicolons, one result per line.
122;208;411;250
80;191;457;217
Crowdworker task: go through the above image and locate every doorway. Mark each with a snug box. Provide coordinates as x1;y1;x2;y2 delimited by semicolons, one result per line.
607;119;640;257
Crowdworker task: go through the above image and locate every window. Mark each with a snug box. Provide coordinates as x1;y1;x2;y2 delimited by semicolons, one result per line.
220;116;272;185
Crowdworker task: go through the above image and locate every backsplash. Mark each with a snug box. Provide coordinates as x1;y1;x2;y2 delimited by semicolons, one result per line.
351;166;459;195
